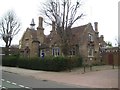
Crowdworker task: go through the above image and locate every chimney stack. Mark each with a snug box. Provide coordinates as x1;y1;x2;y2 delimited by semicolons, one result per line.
38;17;43;28
100;35;104;41
94;22;98;32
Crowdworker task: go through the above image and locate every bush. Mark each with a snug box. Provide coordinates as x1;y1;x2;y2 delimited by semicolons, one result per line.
49;56;68;71
2;55;83;72
66;56;83;69
2;55;18;67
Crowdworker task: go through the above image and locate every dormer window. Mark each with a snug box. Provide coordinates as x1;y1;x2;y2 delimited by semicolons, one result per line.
88;33;94;42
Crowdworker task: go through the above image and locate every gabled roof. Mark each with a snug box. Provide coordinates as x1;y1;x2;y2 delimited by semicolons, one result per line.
71;24;88;35
70;24;88;44
20;28;39;42
44;23;91;46
44;32;61;46
29;29;38;42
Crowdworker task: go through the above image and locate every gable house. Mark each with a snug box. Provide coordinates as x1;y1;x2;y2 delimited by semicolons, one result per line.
19;17;106;64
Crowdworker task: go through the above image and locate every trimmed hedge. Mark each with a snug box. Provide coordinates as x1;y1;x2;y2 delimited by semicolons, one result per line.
2;55;18;67
2;56;83;72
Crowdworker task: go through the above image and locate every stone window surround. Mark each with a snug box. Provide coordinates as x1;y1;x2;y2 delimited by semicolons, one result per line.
69;48;76;55
88;33;94;42
40;49;45;57
88;46;94;57
52;47;60;57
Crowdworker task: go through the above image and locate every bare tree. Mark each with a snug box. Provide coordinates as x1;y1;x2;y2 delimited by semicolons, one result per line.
40;0;84;56
0;10;21;56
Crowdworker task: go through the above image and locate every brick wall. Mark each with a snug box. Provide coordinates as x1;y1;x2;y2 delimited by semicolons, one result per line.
102;47;119;66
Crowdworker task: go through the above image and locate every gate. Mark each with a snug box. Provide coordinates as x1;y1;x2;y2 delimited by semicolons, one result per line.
108;53;113;65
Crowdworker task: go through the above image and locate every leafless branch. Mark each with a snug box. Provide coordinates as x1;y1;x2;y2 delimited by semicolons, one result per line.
39;0;84;56
0;10;21;52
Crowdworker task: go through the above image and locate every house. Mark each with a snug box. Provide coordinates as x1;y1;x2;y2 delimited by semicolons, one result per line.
19;17;106;65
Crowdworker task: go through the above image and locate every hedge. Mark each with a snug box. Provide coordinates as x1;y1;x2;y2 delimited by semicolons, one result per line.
2;55;18;67
2;55;83;72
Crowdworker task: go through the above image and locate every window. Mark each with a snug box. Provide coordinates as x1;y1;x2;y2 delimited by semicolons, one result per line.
88;47;94;57
52;47;60;57
69;48;76;55
88;33;94;42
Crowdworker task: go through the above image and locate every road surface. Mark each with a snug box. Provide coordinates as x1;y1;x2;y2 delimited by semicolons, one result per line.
2;71;83;89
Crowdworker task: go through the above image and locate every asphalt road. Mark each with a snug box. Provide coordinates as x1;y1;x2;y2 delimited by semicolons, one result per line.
2;71;82;89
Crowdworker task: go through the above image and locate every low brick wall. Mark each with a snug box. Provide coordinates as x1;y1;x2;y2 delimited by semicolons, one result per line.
102;49;119;66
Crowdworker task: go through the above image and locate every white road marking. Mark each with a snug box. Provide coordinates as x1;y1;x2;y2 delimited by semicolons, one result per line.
19;85;25;88
6;81;11;83
12;82;17;85
1;79;4;81
25;86;30;89
2;86;6;89
2;79;30;88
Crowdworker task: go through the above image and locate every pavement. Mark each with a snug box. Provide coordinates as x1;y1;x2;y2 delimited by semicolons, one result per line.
2;65;119;88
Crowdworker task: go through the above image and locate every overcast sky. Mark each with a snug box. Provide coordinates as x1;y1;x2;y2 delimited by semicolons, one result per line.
0;0;119;47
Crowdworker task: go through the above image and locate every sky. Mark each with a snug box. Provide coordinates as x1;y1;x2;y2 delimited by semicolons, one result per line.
0;0;119;47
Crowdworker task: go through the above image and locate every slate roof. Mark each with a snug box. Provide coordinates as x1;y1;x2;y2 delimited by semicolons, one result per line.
43;23;89;46
21;23;91;48
29;29;38;42
70;24;88;44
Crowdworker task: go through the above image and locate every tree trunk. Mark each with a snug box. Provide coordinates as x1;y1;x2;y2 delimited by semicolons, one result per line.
5;46;9;56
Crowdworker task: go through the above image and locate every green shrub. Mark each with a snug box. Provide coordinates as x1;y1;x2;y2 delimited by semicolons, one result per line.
2;55;18;67
17;57;28;68
2;55;83;72
50;56;68;71
65;56;83;69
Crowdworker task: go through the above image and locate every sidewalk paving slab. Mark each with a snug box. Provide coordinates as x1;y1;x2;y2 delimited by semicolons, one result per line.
2;65;119;88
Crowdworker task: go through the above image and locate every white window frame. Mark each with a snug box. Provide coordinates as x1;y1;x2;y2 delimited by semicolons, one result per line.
52;47;60;57
88;33;94;42
88;47;94;57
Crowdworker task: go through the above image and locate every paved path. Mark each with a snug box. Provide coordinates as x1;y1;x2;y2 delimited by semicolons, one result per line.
2;65;119;88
